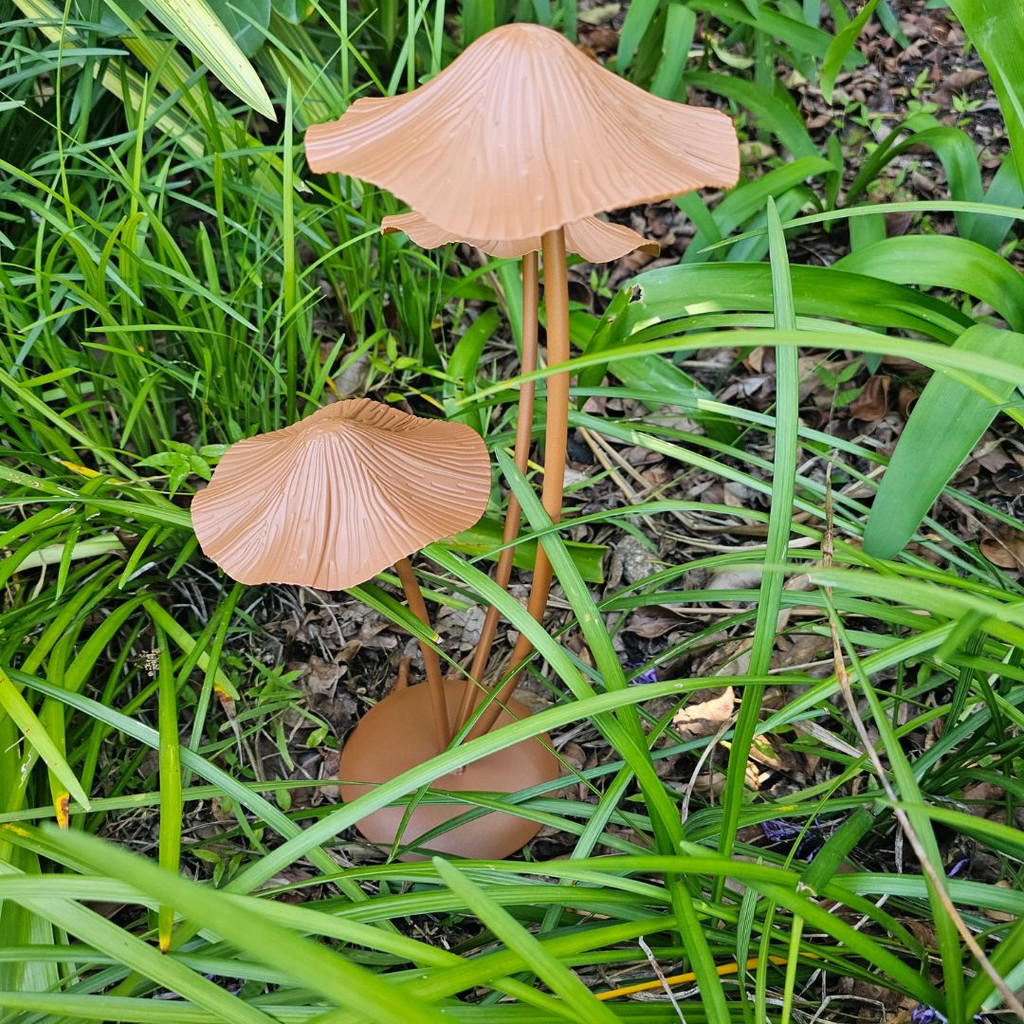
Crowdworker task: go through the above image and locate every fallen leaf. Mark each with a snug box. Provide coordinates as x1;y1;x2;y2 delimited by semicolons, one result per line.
980;533;1024;570
626;607;683;638
304;656;344;696
849;374;890;422
935;68;988;99
897;384;919;419
672;686;734;740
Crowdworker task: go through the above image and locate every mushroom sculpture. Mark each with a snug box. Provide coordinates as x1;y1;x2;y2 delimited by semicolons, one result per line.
306;22;740;749
191;399;560;858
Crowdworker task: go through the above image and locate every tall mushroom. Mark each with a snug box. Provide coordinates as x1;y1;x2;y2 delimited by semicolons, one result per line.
380;210;660;712
191;399;559;857
306;19;740;821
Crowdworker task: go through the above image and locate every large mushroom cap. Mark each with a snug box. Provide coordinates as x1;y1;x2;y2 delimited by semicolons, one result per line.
381;211;660;262
191;400;491;590
306;22;739;241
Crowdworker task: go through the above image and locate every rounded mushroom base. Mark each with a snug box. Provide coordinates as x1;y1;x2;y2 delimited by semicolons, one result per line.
339;678;560;860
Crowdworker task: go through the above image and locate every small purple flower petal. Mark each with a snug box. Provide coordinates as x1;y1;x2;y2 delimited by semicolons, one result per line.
947;856;970;878
624;661;659;685
760;818;801;843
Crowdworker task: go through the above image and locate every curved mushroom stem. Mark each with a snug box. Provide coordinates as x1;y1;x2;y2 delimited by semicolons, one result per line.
394;556;449;751
455;250;539;730
464;227;569;742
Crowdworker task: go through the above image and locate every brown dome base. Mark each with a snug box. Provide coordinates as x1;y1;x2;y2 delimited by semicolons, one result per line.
339;677;560;859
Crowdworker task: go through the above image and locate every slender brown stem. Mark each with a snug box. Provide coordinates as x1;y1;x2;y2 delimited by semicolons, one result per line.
465;227;569;741
455;250;539;731
394;556;449;750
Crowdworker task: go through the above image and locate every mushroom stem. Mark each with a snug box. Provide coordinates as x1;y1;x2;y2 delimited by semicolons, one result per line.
394;556;450;750
464;227;569;741
456;250;539;730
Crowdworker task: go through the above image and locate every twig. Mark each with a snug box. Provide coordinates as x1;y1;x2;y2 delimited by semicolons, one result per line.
638;935;688;1022
822;464;1024;1021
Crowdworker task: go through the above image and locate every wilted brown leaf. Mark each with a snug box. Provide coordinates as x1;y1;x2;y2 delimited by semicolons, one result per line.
980;532;1024;570
849;374;890;422
626;607;683;638
672;686;734;740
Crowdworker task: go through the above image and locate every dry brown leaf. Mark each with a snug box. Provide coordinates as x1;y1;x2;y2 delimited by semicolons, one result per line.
849;374;890;422
690;769;728;799
985;881;1015;923
706;566;763;595
936;68;988;97
980;533;1024;570
672;686;734;740
303;656;344;696
897;384;919;419
626;607;683;638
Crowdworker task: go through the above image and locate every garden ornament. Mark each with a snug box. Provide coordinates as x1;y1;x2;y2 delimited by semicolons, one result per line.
192;400;561;855
303;21;740;855
192;399;560;856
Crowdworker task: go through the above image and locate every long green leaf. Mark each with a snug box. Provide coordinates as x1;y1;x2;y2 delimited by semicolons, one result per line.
156;633;182;952
947;0;1024;189
0;857;277;1024
226;677;692;896
0;669;91;812
433;859;620;1023
495;450;731;1024
822;0;881;101
836;236;1024;331
719;198;799;881
129;0;275;117
863;324;1024;558
44;828;451;1023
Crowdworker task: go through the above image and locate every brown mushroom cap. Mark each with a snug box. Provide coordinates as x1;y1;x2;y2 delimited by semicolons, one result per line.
191;399;491;590
306;22;739;241
381;211;660;262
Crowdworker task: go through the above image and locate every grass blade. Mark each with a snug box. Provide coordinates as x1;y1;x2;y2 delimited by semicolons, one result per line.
863;324;1023;558
947;0;1024;189
0;668;91;813
155;631;182;953
134;0;275;117
433;858;620;1023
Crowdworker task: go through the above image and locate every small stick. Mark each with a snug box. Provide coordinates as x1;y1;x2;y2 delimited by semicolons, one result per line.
822;467;1024;1021
394;556;449;751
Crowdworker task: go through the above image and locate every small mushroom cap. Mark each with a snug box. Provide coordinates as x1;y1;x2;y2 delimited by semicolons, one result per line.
191;400;491;590
306;22;739;241
381;211;660;262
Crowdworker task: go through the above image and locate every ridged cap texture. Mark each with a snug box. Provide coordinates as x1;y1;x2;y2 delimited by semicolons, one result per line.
191;400;491;590
380;211;660;262
306;22;740;241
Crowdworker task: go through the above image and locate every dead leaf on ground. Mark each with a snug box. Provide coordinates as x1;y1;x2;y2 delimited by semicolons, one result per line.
897;384;919;419
672;686;734;740
934;68;988;100
626;607;683;638
849;374;890;422
980;532;1024;570
303;656;345;696
706;566;762;598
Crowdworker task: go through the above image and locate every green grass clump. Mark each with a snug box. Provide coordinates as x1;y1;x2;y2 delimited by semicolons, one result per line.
1;2;1023;1022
